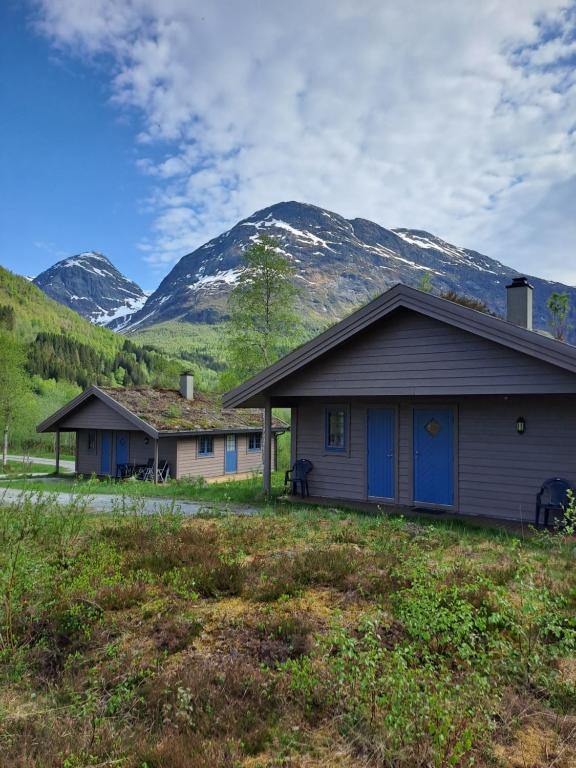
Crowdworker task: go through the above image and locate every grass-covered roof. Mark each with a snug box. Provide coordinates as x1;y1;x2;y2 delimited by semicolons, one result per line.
99;386;287;433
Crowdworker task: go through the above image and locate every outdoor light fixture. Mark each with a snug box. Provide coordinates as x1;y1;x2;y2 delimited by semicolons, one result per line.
516;417;526;435
144;436;150;445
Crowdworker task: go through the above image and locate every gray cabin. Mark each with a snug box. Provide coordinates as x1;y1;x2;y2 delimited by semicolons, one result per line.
38;373;286;481
223;279;576;522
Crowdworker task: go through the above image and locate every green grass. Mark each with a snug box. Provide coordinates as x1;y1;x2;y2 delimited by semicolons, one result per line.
0;492;574;767
0;461;65;476
0;470;287;502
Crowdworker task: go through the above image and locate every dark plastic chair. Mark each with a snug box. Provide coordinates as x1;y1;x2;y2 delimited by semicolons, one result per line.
535;478;574;528
285;459;313;497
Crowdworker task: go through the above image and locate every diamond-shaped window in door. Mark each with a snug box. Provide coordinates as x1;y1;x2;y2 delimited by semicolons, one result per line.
424;418;442;436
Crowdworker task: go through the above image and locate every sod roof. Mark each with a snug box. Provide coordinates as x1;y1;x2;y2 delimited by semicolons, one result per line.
97;387;287;433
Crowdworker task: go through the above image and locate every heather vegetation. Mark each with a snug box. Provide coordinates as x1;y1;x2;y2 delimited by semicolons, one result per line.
0;492;574;767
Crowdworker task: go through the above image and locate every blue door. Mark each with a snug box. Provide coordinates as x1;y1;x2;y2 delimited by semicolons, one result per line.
367;408;395;499
100;431;112;475
413;408;454;505
225;434;237;473
115;431;129;467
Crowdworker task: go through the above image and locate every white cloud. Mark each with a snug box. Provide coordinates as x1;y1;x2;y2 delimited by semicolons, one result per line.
35;0;576;282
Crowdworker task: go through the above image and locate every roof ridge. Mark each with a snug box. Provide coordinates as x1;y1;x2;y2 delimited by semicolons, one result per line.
223;283;576;408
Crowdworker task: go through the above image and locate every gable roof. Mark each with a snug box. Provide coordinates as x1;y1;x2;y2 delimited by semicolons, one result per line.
223;283;576;408
37;385;288;436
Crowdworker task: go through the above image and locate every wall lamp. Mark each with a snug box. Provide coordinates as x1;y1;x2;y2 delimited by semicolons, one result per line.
516;416;526;435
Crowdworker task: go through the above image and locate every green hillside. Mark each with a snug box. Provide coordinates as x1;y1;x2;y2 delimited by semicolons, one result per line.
130;321;227;389
0;267;190;454
0;266;125;356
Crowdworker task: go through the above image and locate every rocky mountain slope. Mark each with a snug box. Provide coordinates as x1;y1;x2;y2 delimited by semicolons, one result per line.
122;201;573;335
33;251;147;327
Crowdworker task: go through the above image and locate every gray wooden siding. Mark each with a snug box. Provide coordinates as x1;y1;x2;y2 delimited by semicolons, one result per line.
273;311;576;397
293;395;576;521
60;398;138;431
76;429;100;475
296;402;366;500
76;429;177;477
129;433;177;477
178;436;225;479
176;434;274;479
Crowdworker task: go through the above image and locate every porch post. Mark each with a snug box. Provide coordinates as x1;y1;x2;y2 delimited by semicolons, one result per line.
153;438;159;485
263;398;272;496
55;429;61;475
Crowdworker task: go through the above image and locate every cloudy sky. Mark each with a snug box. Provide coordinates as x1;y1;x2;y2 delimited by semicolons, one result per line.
1;0;575;288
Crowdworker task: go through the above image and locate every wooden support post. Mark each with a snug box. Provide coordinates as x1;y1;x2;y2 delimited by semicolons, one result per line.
263;398;272;497
55;429;61;475
153;438;159;485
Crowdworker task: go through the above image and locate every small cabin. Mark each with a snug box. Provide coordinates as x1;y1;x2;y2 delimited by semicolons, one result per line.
224;279;576;522
38;373;287;481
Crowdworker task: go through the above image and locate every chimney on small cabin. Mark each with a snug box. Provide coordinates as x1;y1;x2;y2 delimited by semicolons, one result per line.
506;277;533;330
180;372;194;400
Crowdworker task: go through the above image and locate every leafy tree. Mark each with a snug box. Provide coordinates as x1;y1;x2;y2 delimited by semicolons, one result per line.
222;236;302;387
418;273;433;293
546;291;570;341
0;331;36;466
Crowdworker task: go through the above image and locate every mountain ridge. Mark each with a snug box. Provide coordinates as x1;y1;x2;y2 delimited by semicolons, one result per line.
120;201;572;336
33;251;147;327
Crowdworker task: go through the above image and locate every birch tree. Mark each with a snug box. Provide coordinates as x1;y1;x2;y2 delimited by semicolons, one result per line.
222;236;302;387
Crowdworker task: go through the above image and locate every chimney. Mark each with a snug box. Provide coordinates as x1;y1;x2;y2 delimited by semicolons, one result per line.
506;277;533;330
180;372;194;400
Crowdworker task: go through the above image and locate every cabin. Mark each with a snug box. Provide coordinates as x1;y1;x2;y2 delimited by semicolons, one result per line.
223;278;576;522
37;374;286;481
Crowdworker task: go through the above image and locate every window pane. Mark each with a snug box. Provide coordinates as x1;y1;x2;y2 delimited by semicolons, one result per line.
199;436;213;455
326;409;345;449
249;434;262;450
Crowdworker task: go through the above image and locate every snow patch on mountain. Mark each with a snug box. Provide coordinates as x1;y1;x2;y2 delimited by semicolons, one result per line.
33;251;147;328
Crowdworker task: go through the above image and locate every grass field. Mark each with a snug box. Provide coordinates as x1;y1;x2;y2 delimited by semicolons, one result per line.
0;470;287;503
0;491;574;767
0;461;61;476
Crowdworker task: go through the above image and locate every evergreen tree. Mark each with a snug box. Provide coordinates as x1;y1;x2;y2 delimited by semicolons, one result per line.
222;236;302;387
0;331;35;466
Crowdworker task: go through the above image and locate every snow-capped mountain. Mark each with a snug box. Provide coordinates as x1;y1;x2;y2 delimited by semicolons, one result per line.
122;201;574;334
33;252;148;327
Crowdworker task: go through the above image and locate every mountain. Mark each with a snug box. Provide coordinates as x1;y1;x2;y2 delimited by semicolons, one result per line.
33;251;147;327
123;201;574;335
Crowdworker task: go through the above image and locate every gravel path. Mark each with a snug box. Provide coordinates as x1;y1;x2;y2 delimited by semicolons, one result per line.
6;454;76;471
0;486;260;517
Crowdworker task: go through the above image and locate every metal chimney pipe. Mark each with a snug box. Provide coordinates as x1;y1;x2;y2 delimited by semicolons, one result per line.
506;277;533;330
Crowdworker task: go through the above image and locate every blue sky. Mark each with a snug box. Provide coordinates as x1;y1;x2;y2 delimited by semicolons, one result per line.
1;1;575;290
0;1;156;287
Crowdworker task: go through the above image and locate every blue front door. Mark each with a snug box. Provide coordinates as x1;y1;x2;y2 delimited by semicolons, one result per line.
225;434;237;473
100;431;112;475
367;408;395;499
115;431;129;466
413;408;454;505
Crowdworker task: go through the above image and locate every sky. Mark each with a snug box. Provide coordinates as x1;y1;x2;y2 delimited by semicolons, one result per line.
1;0;575;290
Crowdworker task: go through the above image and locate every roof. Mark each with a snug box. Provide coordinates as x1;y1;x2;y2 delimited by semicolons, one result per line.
223;283;576;408
37;385;288;436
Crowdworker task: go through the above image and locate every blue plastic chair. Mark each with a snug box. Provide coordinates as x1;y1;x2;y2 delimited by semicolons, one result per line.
285;459;313;497
535;478;574;528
